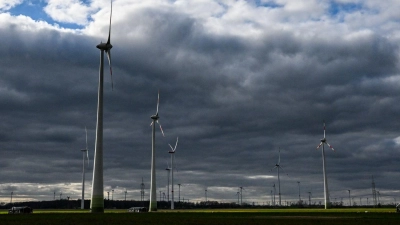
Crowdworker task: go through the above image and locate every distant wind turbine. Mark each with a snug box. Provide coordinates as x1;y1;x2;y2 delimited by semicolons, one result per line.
271;149;287;206
90;0;114;213
149;91;165;212
316;120;336;209
168;137;178;209
81;127;89;209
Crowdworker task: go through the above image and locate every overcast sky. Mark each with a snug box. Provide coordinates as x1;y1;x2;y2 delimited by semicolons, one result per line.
1;0;400;206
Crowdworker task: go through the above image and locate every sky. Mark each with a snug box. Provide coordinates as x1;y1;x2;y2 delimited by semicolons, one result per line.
1;0;400;206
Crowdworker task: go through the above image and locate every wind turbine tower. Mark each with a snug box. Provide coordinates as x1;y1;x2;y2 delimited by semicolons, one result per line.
149;91;165;212
81;127;89;209
271;149;286;206
239;187;244;205
168;137;178;209
166;164;171;203
90;0;114;213
316;120;336;209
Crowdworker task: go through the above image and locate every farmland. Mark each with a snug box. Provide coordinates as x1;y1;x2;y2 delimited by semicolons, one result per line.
1;208;399;225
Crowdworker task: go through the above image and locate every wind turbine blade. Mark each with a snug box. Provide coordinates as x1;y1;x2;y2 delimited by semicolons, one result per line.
85;126;89;166
107;0;112;45
323;120;326;139
106;50;113;90
168;143;174;151
86;150;90;167
316;142;323;149
156;90;160;115
278;149;281;165
150;121;154;126
85;126;88;150
174;137;178;151
326;142;335;151
157;120;165;137
279;166;289;176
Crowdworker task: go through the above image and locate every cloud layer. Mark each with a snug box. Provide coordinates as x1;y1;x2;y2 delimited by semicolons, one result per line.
0;0;400;206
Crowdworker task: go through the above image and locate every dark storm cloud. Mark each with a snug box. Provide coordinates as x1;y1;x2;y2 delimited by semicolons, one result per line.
1;1;400;204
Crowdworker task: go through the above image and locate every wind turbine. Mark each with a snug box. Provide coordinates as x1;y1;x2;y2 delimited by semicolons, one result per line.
168;137;178;209
90;0;114;213
81;127;90;209
239;187;244;205
271;149;287;206
316;120;335;209
149;91;165;212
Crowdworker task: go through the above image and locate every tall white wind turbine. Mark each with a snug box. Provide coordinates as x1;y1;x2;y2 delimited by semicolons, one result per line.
316;120;336;209
149;91;165;212
168;137;178;209
271;149;287;206
90;0;114;213
81;127;90;209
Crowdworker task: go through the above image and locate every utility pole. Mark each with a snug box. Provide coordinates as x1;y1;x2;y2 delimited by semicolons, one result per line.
270;190;273;206
107;191;110;201
140;178;145;202
178;184;181;202
372;176;377;207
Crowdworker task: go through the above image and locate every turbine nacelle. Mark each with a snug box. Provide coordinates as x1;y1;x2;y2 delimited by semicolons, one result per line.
96;42;113;51
151;114;159;120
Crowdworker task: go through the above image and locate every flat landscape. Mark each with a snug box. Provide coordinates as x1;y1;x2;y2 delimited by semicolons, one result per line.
1;208;399;225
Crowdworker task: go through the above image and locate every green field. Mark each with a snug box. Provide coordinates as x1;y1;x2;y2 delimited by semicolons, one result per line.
1;208;399;225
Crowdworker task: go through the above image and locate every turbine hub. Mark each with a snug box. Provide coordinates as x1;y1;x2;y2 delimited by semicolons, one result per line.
96;42;113;50
321;138;326;143
151;115;159;120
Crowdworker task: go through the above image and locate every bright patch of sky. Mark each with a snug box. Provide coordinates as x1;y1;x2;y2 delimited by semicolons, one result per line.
253;0;283;8
2;0;95;29
328;1;364;16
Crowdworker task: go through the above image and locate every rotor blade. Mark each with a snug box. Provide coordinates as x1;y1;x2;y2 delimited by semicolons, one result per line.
85;126;88;150
278;148;281;164
323;120;326;139
86;150;90;167
174;137;178;151
156;120;165;137
85;126;89;166
107;0;112;45
326;142;335;151
168;143;174;151
316;142;323;149
279;165;289;176
106;49;113;90
156;90;160;115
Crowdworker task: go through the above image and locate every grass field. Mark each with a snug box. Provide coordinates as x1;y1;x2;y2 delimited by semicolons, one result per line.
0;208;399;225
